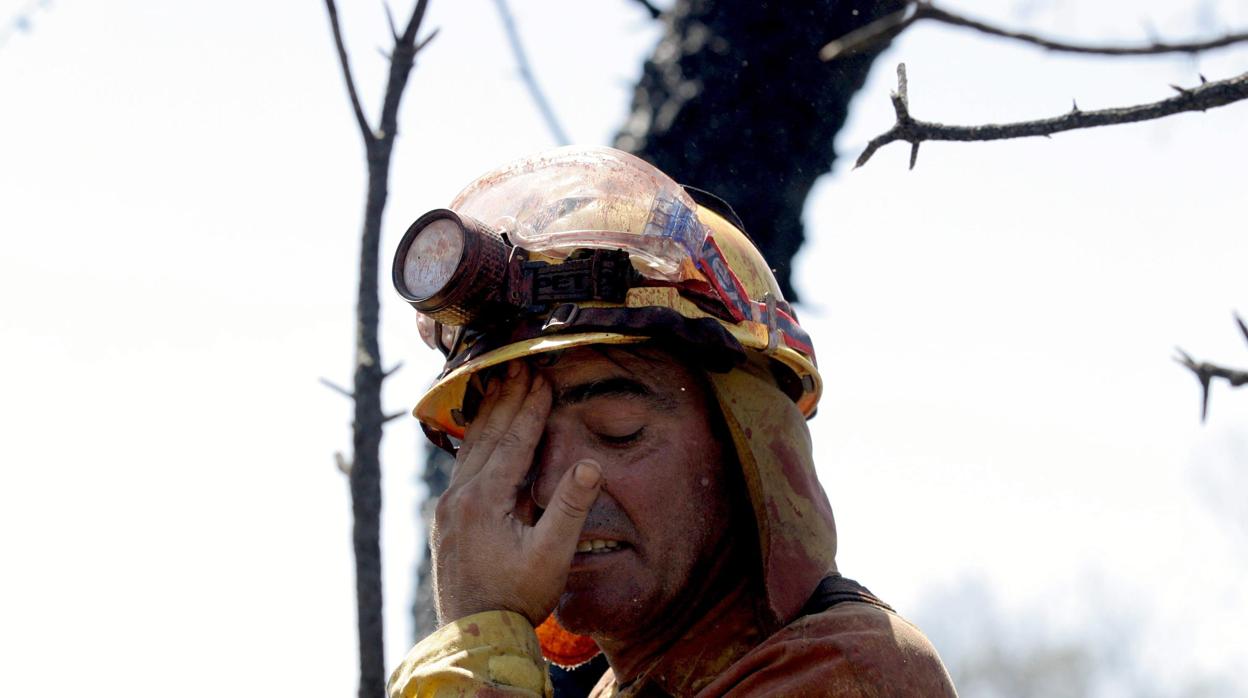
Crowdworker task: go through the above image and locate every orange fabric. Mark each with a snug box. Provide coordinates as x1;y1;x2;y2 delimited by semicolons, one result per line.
707;354;838;625
586;602;956;697
694;602;957;697
535;614;600;668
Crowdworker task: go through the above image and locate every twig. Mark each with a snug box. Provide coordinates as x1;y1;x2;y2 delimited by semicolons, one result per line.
399;0;430;44
375;0;433;144
414;27;439;54
854;65;1248;169
1175;313;1248;422
631;0;663;20
492;0;571;146
382;1;400;42
324;0;375;143
383;411;408;423
383;361;404;379
821;1;1248;61
1174;350;1248;422
319;377;356;399
820;5;916;61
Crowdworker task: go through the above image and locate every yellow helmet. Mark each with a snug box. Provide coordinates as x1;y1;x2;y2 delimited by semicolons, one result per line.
393;146;820;447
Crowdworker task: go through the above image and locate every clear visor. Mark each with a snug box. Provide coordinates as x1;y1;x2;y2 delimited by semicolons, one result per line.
450;146;708;283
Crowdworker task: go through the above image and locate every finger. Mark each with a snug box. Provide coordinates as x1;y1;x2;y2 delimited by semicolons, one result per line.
452;361;530;485
531;460;603;563
478;373;552;504
452;370;502;469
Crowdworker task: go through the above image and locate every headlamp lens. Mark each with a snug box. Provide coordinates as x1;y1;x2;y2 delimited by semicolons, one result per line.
403;217;465;300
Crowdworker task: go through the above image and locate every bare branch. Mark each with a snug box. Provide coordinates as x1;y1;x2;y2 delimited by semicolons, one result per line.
383;411;408;423
399;0;430;44
374;0;432;147
383;361;404;379
414;27;439;55
820;4;917;61
1236;312;1248;346
325;6;433;694
492;0;571;146
631;0;663;20
821;1;1248;61
324;0;375;144
319;377;355;400
383;1;400;43
855;67;1248;169
1175;349;1248;422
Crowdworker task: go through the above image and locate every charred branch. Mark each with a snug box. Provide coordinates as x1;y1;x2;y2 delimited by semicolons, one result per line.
319;377;356;400
383;361;404;379
1174;313;1248;422
855;65;1248;169
325;0;374;143
323;2;434;696
821;1;1248;61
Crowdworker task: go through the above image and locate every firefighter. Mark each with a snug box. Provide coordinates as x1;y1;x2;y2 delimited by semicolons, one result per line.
388;147;956;697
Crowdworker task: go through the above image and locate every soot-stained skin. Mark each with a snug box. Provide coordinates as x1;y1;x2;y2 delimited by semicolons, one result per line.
529;349;737;638
430;346;741;674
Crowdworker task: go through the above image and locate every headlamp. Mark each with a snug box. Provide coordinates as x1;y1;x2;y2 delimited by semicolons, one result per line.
392;208;639;333
392;209;511;325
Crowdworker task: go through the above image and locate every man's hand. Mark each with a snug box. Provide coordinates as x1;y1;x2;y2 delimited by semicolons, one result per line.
431;360;603;626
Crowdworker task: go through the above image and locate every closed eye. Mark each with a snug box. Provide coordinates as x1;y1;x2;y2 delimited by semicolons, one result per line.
596;427;645;447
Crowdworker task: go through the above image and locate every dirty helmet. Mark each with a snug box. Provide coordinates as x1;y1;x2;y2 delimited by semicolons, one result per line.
395;146;822;451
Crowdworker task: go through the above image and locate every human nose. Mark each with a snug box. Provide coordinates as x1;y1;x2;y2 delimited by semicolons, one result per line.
530;428;592;510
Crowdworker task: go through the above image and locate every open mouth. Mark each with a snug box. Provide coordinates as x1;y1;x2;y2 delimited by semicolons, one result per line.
575;539;626;554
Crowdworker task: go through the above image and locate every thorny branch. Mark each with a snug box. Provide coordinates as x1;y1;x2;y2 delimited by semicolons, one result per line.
854;64;1248;169
820;1;1248;61
492;0;570;145
1175;314;1248;422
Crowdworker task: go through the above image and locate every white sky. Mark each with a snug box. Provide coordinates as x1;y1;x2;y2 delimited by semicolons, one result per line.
1;1;1245;695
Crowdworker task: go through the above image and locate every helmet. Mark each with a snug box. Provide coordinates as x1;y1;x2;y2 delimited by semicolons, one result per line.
394;146;822;448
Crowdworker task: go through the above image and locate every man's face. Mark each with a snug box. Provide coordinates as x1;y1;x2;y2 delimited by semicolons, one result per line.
512;346;739;639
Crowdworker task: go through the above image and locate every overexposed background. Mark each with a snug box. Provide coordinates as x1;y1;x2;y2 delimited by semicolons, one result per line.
2;1;1245;695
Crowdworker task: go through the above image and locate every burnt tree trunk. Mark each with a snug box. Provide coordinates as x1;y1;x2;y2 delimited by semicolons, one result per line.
325;2;434;696
616;0;904;300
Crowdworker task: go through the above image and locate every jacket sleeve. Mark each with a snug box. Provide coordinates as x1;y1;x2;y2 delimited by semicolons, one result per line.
387;611;553;698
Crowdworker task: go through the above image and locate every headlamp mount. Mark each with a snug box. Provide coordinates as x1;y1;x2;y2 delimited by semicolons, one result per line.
393;208;639;329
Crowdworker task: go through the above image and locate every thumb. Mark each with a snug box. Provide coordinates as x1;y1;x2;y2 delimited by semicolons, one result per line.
533;460;602;558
